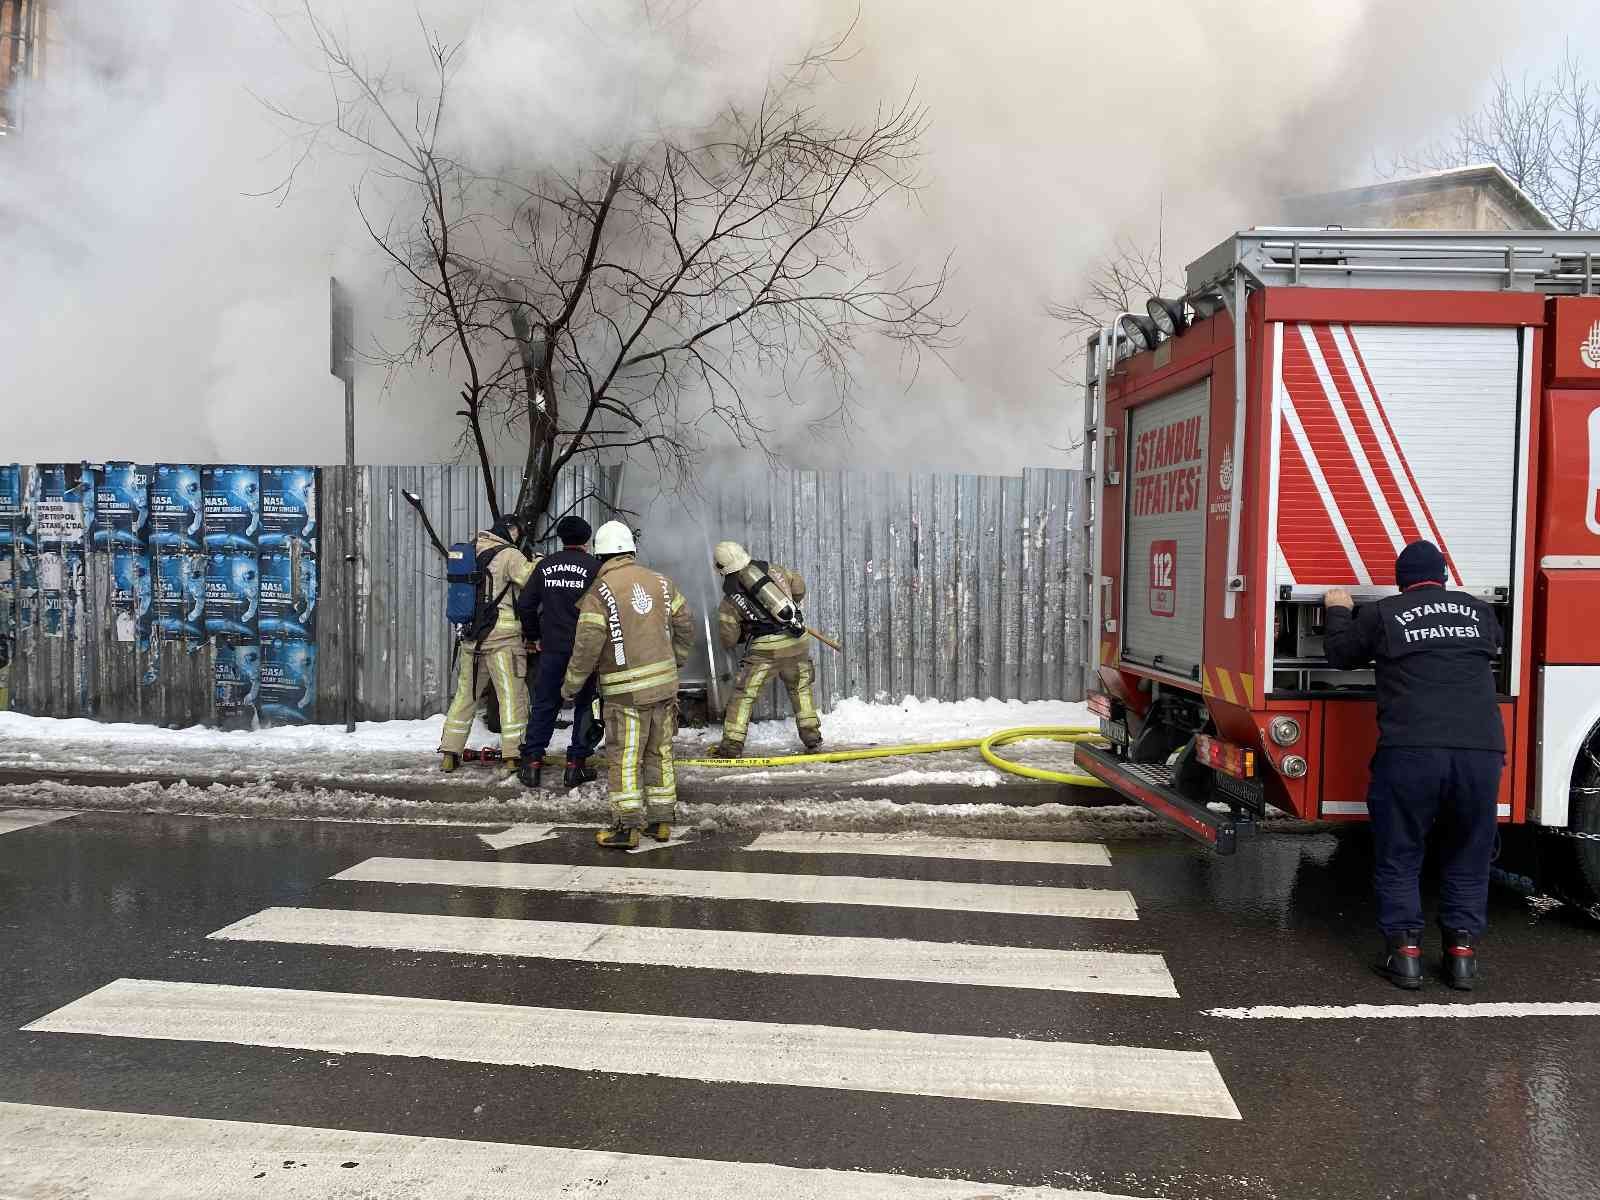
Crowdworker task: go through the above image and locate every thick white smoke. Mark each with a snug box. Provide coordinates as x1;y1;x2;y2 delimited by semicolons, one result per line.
0;0;1575;470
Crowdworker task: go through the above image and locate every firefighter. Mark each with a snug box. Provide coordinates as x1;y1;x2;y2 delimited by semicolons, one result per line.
710;540;822;758
437;515;538;777
515;515;602;789
562;520;695;848
1324;540;1505;991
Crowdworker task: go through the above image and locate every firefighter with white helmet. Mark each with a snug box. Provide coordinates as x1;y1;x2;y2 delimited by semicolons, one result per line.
711;539;822;758
562;520;696;848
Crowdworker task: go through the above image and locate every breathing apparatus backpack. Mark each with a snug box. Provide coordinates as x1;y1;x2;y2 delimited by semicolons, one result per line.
447;541;511;642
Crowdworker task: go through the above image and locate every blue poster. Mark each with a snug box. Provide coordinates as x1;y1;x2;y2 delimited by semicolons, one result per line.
0;466;24;549
95;463;150;549
204;550;259;640
150;465;204;551
38;548;84;639
111;547;153;646
261;466;318;550
258;550;317;639
153;551;205;640
214;641;261;725
203;465;260;551
259;637;315;725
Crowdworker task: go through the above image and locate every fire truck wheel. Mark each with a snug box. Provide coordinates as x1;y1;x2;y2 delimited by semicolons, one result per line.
1545;727;1600;915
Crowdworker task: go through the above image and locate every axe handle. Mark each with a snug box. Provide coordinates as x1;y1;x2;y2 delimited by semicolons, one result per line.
806;626;843;653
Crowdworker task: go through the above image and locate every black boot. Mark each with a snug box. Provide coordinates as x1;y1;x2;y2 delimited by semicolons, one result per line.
563;758;598;788
645;820;673;842
596;823;641;850
1441;929;1479;991
1374;931;1425;990
517;756;544;788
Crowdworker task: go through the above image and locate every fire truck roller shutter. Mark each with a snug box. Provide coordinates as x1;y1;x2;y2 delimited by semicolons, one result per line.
1271;323;1520;598
1122;378;1210;678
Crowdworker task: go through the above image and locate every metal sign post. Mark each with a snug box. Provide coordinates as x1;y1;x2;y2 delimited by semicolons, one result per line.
330;278;357;733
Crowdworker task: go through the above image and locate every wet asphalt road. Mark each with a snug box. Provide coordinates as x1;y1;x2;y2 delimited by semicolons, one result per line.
1;808;1598;1199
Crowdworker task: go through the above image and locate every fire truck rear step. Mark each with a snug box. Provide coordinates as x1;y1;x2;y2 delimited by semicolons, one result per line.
1075;743;1242;855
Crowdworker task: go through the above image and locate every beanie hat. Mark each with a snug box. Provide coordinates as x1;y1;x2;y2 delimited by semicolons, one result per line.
1394;540;1446;591
556;515;592;546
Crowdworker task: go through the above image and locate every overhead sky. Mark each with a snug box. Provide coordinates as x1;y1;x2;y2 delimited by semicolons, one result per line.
0;0;1583;472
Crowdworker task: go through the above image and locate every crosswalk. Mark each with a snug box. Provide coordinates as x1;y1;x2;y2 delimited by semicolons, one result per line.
12;824;1241;1196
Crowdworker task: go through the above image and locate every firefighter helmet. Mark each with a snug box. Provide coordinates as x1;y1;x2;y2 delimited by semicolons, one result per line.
593;520;637;556
713;540;752;576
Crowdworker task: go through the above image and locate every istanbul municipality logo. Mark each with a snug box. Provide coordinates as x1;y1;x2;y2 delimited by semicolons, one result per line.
1218;446;1234;492
1581;320;1600;369
630;582;655;615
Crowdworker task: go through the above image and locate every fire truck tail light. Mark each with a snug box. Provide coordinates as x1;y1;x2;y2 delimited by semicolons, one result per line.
1087;692;1115;719
1269;716;1302;746
1195;734;1255;779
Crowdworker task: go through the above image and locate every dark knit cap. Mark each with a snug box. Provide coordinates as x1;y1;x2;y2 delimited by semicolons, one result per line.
490;515;523;542
556;515;592;546
1395;540;1446;591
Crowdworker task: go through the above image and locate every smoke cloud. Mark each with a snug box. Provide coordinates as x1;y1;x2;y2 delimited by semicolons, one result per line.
0;0;1574;472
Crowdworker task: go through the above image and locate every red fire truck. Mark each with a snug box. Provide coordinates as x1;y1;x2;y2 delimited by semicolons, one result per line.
1077;229;1600;908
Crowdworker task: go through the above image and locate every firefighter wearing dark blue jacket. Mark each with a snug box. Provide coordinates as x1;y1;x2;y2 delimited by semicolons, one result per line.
1323;540;1505;992
514;516;603;788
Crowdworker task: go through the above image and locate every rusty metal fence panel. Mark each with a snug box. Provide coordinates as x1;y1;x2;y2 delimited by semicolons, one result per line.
701;467;1084;721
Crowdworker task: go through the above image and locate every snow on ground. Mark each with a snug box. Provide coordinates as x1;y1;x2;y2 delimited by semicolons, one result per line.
0;697;1097;792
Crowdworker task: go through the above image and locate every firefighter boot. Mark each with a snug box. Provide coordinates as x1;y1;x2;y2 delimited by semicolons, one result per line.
596;823;641;850
645;820;675;842
563;757;599;788
1374;931;1425;990
707;742;744;759
496;756;522;783
801;733;824;753
1441;929;1479;991
438;751;460;774
517;756;544;788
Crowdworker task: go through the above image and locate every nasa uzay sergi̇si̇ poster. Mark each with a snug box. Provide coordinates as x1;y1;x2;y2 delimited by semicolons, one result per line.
153;552;205;641
259;550;317;639
204;550;259;640
213;640;261;727
259;636;315;725
202;466;260;552
260;467;317;552
149;465;204;552
111;547;153;646
95;463;150;550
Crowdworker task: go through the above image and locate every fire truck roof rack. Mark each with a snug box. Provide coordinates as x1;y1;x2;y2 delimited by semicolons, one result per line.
1187;227;1600;297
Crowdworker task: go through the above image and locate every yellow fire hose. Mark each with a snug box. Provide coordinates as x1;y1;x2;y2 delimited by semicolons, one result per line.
677;726;1109;789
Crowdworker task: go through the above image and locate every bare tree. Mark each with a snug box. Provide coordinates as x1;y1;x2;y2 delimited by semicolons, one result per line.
268;4;955;538
1393;46;1600;231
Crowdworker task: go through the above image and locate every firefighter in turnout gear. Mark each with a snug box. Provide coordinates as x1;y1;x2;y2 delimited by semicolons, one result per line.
1324;540;1506;992
438;516;539;777
711;540;822;758
563;521;696;848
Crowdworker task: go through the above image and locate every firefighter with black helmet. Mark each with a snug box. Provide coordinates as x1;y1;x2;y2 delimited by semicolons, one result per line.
1324;539;1506;991
562;521;696;848
710;539;822;758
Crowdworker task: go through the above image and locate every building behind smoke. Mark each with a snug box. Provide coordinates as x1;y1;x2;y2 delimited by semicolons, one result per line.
0;0;53;135
1280;164;1555;231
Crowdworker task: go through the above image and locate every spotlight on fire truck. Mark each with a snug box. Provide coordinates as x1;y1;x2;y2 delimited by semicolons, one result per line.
1145;296;1188;337
1189;290;1226;320
1118;312;1160;352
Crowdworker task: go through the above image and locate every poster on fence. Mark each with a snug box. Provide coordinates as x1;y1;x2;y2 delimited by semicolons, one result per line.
95;463;149;549
258;549;317;639
260;466;317;551
149;465;204;551
111;547;153;646
214;641;261;727
152;551;205;641
259;636;315;725
0;466;25;550
202;466;260;551
30;465;87;545
203;549;259;640
38;548;84;639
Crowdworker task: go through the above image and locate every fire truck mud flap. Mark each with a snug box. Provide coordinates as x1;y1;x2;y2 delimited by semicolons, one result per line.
1075;742;1239;854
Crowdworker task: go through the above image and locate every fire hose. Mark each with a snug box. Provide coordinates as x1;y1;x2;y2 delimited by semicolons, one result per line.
676;725;1109;789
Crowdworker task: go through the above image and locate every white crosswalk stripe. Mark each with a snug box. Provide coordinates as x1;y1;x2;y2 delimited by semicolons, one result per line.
0;808;78;836
0;1101;1153;1199
211;906;1180;997
744;832;1114;866
25;978;1239;1119
332;856;1140;920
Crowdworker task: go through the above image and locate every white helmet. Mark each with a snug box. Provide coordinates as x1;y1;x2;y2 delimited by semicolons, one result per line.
713;539;751;576
593;520;637;556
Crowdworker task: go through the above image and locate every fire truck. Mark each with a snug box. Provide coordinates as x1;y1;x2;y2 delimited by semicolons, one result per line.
1077;228;1600;908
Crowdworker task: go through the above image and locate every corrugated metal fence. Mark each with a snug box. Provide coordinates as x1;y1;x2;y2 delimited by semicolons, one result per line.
6;464;1083;724
692;467;1085;720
